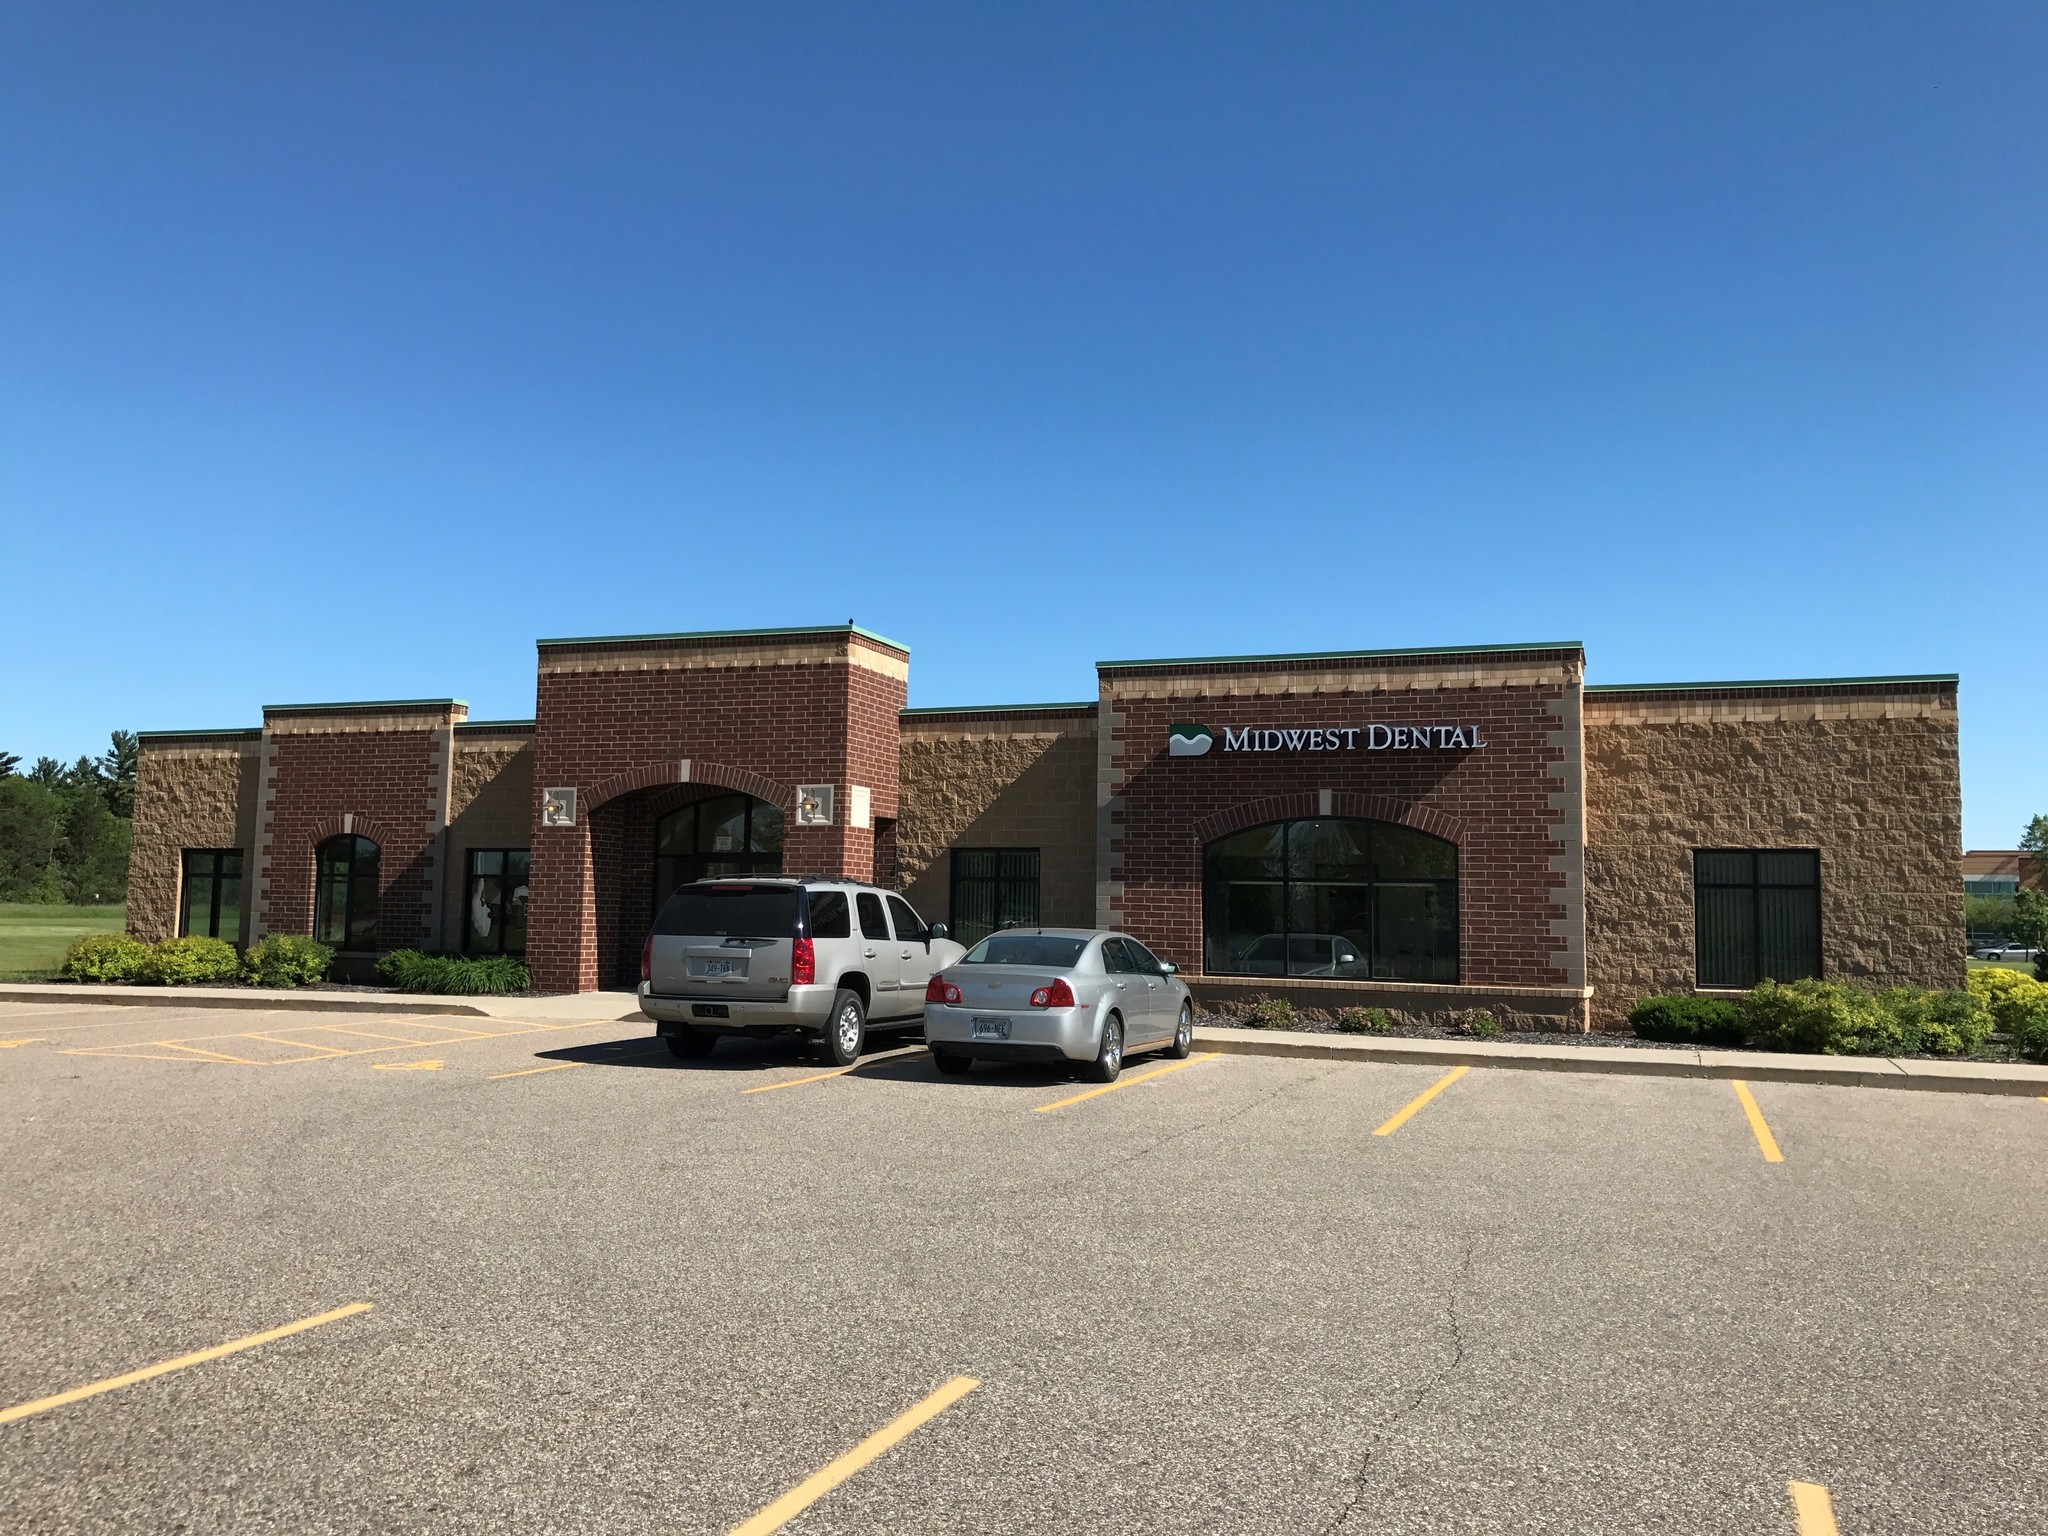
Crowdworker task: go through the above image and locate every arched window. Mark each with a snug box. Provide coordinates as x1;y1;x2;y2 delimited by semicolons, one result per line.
1203;818;1458;982
653;793;784;914
314;835;381;950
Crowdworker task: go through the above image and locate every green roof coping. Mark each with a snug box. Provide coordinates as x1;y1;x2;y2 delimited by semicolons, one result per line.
1587;674;1958;693
136;727;261;740
455;718;536;729
264;698;468;712
1097;641;1583;670
902;700;1097;716
535;622;909;654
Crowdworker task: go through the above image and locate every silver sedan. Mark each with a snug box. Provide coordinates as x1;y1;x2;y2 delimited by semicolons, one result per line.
922;928;1195;1081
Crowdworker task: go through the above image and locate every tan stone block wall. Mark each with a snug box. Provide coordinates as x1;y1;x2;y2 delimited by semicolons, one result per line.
898;719;1097;931
128;745;260;943
1584;713;1962;1027
442;739;535;947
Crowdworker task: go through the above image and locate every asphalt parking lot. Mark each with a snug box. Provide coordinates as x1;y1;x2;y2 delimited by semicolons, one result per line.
3;998;2045;1535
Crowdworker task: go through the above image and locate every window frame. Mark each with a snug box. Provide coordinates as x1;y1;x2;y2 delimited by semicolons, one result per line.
462;848;531;956
313;835;382;951
948;847;1042;948
178;848;244;943
652;794;784;917
1693;847;1822;989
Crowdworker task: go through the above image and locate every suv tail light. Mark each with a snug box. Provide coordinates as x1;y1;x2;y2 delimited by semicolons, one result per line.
791;936;816;987
1029;978;1076;1009
925;974;961;1005
640;935;652;984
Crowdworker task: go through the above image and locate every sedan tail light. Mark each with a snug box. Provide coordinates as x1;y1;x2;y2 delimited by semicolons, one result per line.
640;935;653;984
791;936;816;987
1029;978;1076;1009
925;974;962;1005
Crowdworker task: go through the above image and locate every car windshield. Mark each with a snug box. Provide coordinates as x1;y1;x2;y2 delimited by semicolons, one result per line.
961;933;1089;968
653;885;798;938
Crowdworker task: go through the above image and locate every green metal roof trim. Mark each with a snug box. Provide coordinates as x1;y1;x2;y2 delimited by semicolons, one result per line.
1587;674;1958;693
1098;641;1584;670
901;700;1098;716
535;623;909;654
264;698;468;712
136;727;262;740
455;718;537;730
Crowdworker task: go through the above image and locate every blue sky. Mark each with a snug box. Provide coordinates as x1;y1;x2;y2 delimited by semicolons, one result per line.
2;3;2040;846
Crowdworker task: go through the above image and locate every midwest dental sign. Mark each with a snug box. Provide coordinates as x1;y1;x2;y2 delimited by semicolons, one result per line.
1167;722;1488;757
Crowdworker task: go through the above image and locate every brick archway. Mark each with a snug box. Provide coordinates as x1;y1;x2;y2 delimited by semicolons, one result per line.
583;759;793;815
1189;793;1466;848
306;813;400;850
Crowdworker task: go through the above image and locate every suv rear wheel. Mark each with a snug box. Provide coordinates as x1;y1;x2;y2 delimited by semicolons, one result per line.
664;1028;716;1061
822;987;867;1067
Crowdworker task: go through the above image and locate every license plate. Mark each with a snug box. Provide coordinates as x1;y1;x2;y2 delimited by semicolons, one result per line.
696;958;744;979
971;1016;1011;1041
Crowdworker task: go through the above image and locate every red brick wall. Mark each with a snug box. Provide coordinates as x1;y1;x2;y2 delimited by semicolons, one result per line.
260;729;443;949
527;636;906;992
1105;663;1579;987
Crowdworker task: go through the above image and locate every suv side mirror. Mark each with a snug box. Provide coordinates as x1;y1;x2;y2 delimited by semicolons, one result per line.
929;922;948;945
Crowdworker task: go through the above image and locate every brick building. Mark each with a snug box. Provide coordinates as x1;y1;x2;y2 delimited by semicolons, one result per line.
129;626;1964;1028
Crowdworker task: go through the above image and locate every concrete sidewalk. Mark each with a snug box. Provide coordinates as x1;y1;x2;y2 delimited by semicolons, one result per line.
0;981;648;1025
1192;1022;2048;1096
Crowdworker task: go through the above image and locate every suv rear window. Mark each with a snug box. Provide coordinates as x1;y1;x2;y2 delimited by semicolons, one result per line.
653;885;799;938
807;889;851;938
962;934;1088;967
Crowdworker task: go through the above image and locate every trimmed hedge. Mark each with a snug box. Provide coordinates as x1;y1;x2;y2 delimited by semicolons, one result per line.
242;934;333;988
1971;967;2048;1061
1627;995;1745;1047
135;935;241;986
61;932;151;982
377;949;530;996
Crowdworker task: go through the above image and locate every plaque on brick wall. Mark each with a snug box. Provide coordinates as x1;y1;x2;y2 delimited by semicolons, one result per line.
541;787;578;827
794;784;835;826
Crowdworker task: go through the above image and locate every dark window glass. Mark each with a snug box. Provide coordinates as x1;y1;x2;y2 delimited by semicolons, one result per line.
1695;849;1820;988
653;885;799;938
1203;819;1458;982
1100;937;1138;974
961;934;1089;968
463;849;530;955
1125;938;1166;973
652;794;785;913
886;896;928;943
314;836;380;950
856;892;890;941
179;849;243;944
807;889;851;939
949;848;1041;947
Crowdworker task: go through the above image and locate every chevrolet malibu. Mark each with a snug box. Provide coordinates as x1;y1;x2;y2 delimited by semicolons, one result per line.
922;928;1195;1081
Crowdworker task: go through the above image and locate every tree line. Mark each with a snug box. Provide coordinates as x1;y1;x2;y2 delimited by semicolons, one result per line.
0;733;136;904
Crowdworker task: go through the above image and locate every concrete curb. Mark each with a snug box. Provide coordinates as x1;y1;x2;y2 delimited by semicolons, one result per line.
1191;1025;2048;1097
0;983;492;1019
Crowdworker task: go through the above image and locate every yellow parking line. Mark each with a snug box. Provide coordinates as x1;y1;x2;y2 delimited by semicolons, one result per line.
1788;1480;1839;1534
1371;1065;1470;1136
741;1046;924;1095
726;1376;978;1535
0;1038;43;1049
1732;1080;1785;1163
1033;1052;1220;1114
489;1061;583;1081
302;1025;436;1044
0;1302;374;1427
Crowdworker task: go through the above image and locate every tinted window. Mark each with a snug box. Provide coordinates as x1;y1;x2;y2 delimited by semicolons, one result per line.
856;892;890;940
886;896;927;942
807;889;851;939
1100;938;1138;974
1125;938;1166;973
961;934;1089;967
654;885;799;938
1695;849;1820;987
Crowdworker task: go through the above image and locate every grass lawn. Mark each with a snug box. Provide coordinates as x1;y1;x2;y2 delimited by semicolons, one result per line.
0;903;126;980
1967;957;2039;976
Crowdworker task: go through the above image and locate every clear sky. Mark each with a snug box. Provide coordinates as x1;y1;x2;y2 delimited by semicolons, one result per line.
2;4;2040;846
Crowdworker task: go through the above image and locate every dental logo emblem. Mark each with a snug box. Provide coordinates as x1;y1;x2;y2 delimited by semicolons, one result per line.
1167;724;1214;757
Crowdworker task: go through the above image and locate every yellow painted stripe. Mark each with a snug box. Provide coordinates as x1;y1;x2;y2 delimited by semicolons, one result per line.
0;1038;43;1049
1732;1080;1784;1163
1371;1065;1470;1136
1788;1480;1839;1535
741;1046;923;1095
1033;1052;1220;1114
489;1061;584;1081
726;1376;978;1536
0;1302;373;1427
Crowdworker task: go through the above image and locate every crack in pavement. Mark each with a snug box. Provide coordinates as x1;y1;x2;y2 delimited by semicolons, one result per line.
1313;1228;1477;1535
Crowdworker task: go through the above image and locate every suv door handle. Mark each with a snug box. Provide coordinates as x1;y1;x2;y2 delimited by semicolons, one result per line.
863;947;877;958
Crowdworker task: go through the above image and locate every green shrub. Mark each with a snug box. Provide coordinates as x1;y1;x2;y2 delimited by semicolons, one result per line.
376;949;530;996
242;934;333;988
1456;1009;1503;1039
61;932;150;982
1335;1006;1392;1035
2005;987;2048;1062
135;935;242;986
1240;996;1297;1030
1741;978;1904;1057
1877;987;1992;1057
1627;995;1747;1047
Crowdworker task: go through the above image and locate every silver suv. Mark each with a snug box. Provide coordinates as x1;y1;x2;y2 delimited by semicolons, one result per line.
639;878;966;1066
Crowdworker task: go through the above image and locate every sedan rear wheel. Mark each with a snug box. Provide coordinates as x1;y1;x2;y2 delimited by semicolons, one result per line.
1085;1014;1124;1083
931;1048;972;1076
